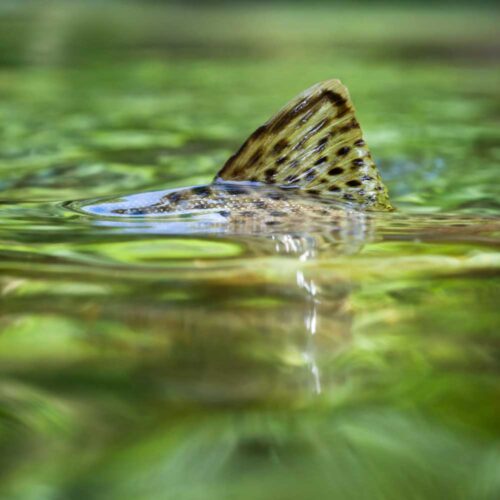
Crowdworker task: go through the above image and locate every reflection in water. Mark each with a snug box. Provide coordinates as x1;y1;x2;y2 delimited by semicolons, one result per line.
66;188;370;398
67;187;375;258
0;198;499;498
298;269;322;395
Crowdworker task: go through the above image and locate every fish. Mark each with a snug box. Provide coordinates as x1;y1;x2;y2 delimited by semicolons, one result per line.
68;79;398;255
69;80;500;257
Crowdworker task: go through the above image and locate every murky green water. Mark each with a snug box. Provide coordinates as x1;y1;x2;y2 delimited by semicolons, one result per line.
1;3;499;499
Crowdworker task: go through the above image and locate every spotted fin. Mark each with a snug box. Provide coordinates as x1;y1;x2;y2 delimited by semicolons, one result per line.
215;79;392;211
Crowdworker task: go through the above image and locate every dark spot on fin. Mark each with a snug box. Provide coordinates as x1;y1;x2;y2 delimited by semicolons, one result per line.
314;156;328;166
346;180;362;187
305;170;316;181
328;167;344;176
272;139;288;154
324;90;347;107
249;148;264;165
265;167;277;181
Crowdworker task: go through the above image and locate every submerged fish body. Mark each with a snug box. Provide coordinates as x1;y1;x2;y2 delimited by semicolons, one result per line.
97;182;365;230
71;79;391;252
77;182;373;256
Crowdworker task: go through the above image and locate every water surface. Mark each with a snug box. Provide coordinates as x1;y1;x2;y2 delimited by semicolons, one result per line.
0;3;499;499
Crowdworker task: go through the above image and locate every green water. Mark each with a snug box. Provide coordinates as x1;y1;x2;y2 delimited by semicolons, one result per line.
1;3;500;499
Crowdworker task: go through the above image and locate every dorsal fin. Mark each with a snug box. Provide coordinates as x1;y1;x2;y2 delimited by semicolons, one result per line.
215;79;392;211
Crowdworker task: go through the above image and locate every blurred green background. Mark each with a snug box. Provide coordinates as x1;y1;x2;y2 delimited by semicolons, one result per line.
0;1;499;499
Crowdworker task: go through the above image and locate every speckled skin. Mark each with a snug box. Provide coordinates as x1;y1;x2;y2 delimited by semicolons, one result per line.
215;79;392;211
109;182;369;234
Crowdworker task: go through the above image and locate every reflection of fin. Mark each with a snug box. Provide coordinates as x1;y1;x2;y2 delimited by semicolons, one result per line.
215;79;392;211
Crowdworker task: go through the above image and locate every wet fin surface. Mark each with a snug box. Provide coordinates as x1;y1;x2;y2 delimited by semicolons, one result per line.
215;79;392;211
